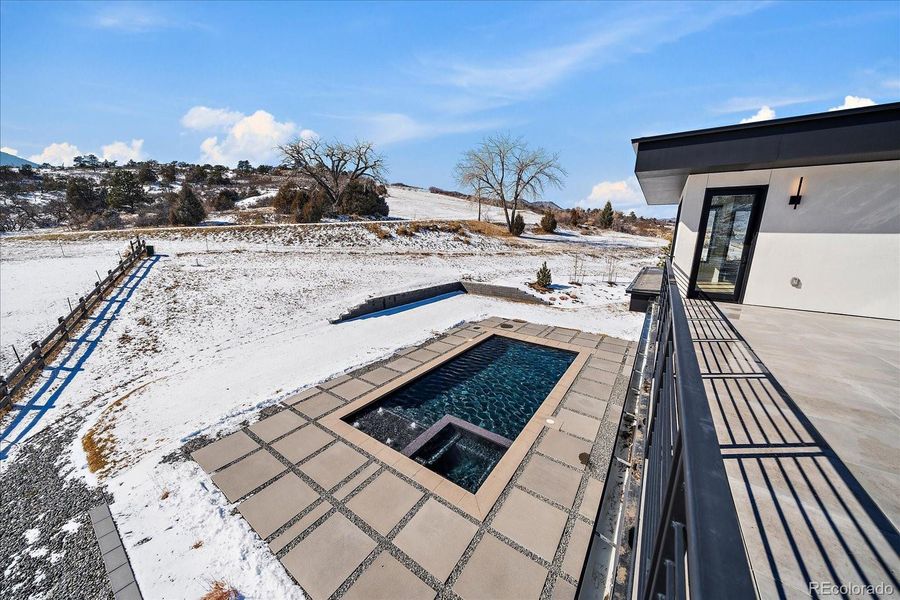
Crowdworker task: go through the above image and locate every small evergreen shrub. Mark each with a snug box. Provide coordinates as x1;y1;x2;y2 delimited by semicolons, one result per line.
511;213;526;236
209;189;239;211
169;184;206;226
540;211;557;233
535;261;552;288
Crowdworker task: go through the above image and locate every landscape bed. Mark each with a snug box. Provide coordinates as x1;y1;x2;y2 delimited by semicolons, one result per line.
343;335;577;492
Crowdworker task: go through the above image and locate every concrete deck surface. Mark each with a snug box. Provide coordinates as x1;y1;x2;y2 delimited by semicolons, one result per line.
687;299;900;599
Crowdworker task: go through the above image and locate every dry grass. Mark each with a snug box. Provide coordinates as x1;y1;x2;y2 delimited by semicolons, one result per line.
82;419;115;474
201;580;240;600
364;223;392;239
159;489;170;500
191;540;204;549
461;220;512;238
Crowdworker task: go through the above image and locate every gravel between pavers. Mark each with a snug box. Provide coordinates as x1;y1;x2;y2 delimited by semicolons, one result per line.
0;414;114;600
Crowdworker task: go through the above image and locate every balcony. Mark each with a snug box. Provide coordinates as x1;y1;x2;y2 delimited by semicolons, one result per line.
582;261;899;599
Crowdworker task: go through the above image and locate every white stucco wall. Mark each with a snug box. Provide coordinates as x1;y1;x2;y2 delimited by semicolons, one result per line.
671;160;900;320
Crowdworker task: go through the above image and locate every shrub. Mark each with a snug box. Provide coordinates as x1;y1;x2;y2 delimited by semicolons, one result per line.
85;210;124;231
365;223;392;239
160;163;178;184
137;163;158;184
273;182;300;214
540;211;557;233
66;176;105;216
598;201;614;229
135;197;171;227
535;261;552;288
510;213;526;236
169;184;206;226
338;179;389;217
209;189;239;211
296;196;324;223
185;165;207;184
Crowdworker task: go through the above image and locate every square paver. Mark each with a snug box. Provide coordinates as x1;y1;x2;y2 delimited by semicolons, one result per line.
579;477;604;519
331;378;376;401
385;356;420;373
563;391;607;417
360;367;401;386
271;425;333;464
406;348;441;363
335;463;381;500
570;337;599;349
347;471;423;535
556;408;601;441
238;472;318;538
538;429;593;469
580;366;618;386
562;519;592;579
551;578;577;600
491;488;567;561
394;498;478;581
191;431;258;473
211;450;286;502
300;441;368;490
569;378;613;401
249;410;306;443
320;374;352;389
269;501;332;553
443;334;470;345
453;534;548;600
454;328;481;339
587;356;621;373
424;340;456;354
517;454;582;508
280;513;376;600
342;551;435;600
593;349;624;364
291;391;343;419
283;387;319;405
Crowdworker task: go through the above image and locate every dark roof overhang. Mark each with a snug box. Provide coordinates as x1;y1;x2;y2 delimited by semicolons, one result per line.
632;102;900;205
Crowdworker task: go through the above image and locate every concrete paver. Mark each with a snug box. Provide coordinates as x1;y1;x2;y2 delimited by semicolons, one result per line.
211;450;286;502
191;431;257;473
453;534;548;600
238;472;318;538
347;471;423;535
394;498;478;581
491;488;567;561
271;425;333;464
300;441;368;490
342;551;435;600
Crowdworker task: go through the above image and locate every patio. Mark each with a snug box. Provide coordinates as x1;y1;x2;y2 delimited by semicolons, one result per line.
688;299;900;598
189;318;637;599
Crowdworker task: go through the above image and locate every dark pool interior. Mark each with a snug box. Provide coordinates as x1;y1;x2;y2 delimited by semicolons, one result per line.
343;335;576;492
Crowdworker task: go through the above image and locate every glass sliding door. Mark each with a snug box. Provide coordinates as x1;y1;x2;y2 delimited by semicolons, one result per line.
690;187;766;301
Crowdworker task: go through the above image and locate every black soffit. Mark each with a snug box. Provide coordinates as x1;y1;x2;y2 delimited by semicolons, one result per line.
632;102;900;205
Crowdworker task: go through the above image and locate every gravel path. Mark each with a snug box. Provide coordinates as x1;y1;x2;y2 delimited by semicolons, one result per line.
0;413;113;600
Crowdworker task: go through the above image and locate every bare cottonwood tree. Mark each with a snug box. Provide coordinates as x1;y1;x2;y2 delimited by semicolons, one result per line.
279;137;387;212
455;133;565;234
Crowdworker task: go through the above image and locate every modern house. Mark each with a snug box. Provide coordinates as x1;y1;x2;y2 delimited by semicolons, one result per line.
580;105;899;600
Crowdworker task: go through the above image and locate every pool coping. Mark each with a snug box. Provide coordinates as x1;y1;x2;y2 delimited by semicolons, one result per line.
322;330;592;520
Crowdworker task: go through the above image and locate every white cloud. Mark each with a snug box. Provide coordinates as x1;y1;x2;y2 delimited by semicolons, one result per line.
714;95;821;114
184;108;314;166
29;142;83;166
1;146;19;156
828;95;876;111
181;106;244;131
101;139;145;163
740;106;776;123
89;4;207;33
578;177;645;211
884;79;900;91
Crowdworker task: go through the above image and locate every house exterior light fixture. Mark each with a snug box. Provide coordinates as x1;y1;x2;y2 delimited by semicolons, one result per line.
789;176;804;209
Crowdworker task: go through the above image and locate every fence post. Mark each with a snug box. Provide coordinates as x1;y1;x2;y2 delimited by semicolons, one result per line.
31;341;44;368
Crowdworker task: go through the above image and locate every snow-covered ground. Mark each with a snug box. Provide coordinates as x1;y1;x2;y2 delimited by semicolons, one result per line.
386;185;543;224
0;223;663;599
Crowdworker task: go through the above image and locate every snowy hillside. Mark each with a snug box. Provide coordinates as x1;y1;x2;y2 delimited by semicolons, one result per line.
386;185;543;224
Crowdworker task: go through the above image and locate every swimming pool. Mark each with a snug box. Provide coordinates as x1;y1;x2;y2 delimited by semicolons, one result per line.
343;335;577;492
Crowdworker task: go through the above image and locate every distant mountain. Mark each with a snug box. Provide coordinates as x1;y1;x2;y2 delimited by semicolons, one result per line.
526;200;563;212
0;151;39;168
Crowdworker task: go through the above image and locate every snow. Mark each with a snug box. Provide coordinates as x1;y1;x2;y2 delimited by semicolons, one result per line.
23;528;40;545
386;185;544;224
235;189;278;208
1;222;665;598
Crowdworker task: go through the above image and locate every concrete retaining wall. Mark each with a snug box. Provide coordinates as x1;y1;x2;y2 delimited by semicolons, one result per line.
331;281;544;323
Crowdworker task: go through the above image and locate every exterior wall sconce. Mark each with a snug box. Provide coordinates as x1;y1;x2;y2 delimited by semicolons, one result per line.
789;176;804;209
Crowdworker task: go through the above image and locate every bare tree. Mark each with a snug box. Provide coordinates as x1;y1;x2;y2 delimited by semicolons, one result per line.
455;133;565;234
279;137;387;212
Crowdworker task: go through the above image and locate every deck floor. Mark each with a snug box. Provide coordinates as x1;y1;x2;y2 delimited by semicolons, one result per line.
685;299;900;599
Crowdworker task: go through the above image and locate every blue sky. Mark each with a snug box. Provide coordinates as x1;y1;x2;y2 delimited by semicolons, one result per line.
1;1;898;216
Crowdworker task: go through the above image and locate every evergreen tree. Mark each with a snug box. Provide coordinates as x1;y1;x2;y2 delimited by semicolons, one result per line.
185;165;207;183
236;160;252;173
160;163;177;184
137;163;158;184
540;211;557;233
511;213;526;236
169;184;206;226
106;170;145;212
535;261;552;288
599;201;614;229
65;177;105;215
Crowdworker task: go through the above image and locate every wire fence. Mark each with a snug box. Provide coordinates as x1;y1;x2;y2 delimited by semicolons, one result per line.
0;237;150;410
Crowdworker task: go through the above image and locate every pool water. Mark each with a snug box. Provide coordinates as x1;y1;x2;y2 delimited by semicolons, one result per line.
344;335;576;492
